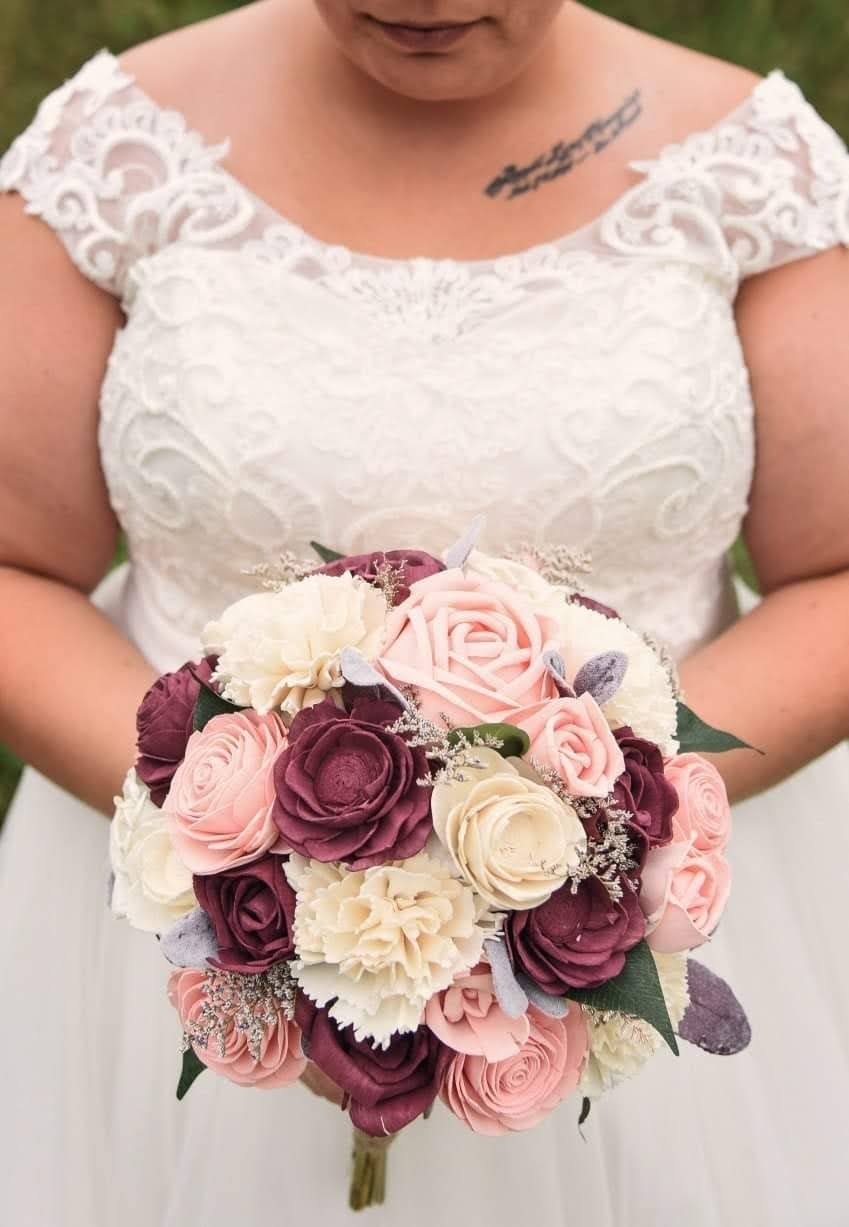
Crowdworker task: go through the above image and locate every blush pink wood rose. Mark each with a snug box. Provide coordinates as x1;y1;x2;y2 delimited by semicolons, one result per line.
109;536;751;1210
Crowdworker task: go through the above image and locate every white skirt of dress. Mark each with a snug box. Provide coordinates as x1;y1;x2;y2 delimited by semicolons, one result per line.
2;573;848;1227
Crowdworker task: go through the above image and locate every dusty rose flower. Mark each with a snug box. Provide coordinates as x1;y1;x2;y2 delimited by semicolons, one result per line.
519;694;626;799
665;753;732;854
168;968;306;1088
295;995;445;1136
314;549;444;605
136;657;217;806
425;963;530;1061
439;1003;587;1135
193;855;296;974
613;727;679;856
164;711;287;875
640;842;731;953
272;697;432;868
378;567;562;727
506;876;646;992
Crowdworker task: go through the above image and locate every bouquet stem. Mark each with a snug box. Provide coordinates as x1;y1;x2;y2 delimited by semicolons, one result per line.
349;1128;393;1211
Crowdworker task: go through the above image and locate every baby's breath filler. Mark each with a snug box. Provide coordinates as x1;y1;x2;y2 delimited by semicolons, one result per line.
527;758;639;902
386;709;507;786
242;551;314;591
180;963;297;1063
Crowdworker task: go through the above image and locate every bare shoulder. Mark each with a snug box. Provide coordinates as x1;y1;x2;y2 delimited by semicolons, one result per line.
115;0;282;122
572;4;762;146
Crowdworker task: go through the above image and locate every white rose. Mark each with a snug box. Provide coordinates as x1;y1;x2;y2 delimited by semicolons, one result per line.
202;573;388;717
430;747;587;911
464;549;565;607
285;852;498;1048
110;769;196;934
580;951;690;1098
547;600;678;755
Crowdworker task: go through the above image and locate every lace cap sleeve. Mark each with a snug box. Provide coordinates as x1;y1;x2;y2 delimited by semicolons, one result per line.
630;71;849;281
0;49;236;298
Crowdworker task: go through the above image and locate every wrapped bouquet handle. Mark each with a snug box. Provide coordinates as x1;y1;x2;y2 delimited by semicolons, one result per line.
350;1128;394;1211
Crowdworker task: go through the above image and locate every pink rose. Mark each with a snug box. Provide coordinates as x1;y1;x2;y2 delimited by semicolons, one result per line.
518;694;626;798
164;711;287;875
665;753;732;854
439;1003;587;1136
168;969;306;1088
377;568;562;727
425;963;531;1061
640;840;731;953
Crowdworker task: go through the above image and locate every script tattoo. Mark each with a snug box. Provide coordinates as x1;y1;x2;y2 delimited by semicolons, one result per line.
484;88;643;201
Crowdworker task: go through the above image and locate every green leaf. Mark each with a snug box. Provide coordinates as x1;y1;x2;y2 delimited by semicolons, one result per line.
193;684;240;733
310;540;346;564
566;940;679;1055
176;1046;206;1101
447;723;531;760
579;1097;592;1127
676;701;761;756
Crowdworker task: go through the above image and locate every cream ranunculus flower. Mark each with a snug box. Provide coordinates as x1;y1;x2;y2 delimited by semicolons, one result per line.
579;951;690;1098
202;574;388;718
284;851;497;1048
110;769;196;934
431;747;587;911
547;599;679;756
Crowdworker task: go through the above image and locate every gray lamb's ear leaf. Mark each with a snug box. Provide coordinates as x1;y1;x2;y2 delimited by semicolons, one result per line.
484;938;529;1019
444;516;486;571
573;651;628;706
339;647;413;712
159;908;218;969
542;649;576;698
678;960;752;1055
515;973;570;1018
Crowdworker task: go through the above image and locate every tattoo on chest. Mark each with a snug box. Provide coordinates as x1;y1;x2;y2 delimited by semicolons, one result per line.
484;88;643;201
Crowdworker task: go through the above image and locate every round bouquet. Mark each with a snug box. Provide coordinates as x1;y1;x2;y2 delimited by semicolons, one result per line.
110;530;750;1209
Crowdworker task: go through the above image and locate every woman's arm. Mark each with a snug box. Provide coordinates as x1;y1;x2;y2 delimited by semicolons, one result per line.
0;197;157;816
679;246;849;803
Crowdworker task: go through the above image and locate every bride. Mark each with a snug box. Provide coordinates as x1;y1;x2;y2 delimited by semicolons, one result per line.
1;1;848;1223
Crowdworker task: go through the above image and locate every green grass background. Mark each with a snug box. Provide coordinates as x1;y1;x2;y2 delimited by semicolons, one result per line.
0;0;846;817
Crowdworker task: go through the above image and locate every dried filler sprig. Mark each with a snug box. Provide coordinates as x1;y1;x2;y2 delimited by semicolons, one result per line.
180;963;298;1063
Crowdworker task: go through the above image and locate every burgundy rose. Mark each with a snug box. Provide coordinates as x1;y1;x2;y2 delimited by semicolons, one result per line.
506;876;646;992
613;726;679;857
314;549;444;605
193;855;296;974
136;657;217;806
295;996;445;1136
272;697;432;868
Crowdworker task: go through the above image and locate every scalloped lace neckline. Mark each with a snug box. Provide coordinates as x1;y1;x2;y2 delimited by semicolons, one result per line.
99;47;775;272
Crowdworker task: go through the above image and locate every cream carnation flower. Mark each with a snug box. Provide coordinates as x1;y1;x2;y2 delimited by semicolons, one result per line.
202;574;388;718
110;769;196;934
431;747;586;911
548;600;678;755
579;951;690;1098
285;851;497;1047
464;549;565;607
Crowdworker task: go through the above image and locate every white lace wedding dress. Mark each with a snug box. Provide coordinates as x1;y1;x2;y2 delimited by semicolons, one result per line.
2;49;849;1227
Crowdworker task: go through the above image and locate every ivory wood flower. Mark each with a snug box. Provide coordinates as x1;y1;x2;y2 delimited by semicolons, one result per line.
430;747;587;911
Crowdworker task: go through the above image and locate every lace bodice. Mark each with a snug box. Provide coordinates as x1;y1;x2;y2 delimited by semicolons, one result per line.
3;50;848;668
